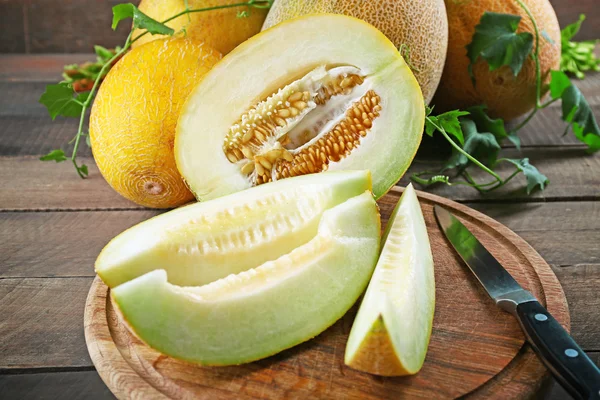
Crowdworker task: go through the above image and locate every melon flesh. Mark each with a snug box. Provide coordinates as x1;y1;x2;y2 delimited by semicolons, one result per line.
176;14;424;202
112;191;381;365
345;184;435;376
96;170;372;288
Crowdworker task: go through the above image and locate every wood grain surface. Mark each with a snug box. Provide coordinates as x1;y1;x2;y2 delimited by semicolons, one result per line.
84;187;569;399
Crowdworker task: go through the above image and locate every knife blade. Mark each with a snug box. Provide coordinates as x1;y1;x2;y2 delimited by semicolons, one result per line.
434;205;600;400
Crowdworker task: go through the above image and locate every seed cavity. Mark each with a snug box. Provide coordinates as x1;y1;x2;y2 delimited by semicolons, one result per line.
222;66;381;185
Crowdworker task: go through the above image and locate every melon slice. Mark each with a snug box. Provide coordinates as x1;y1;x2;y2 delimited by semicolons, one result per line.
96;170;372;288
176;14;424;202
344;184;435;376
111;191;381;365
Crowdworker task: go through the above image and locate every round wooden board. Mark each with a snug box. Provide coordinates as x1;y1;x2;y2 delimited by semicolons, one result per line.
84;187;570;399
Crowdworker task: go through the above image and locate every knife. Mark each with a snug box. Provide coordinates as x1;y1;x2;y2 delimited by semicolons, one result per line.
434;205;600;400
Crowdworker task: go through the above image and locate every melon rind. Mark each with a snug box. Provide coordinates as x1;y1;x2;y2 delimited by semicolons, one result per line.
96;170;372;288
112;191;381;365
344;184;435;376
176;14;424;202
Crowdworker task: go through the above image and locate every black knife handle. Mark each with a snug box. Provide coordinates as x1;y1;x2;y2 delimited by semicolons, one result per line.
515;301;600;400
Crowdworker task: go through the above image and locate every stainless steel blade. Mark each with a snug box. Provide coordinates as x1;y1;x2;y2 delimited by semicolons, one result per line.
434;205;536;313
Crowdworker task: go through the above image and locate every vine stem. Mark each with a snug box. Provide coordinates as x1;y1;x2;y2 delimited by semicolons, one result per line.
428;118;502;181
515;0;542;107
69;0;271;177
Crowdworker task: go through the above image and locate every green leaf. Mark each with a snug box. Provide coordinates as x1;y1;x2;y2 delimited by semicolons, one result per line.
560;15;600;79
112;3;174;35
466;12;534;80
39;83;84;120
40;149;67;162
465;104;520;146
561;14;585;42
77;164;89;177
505;158;549;194
549;70;572;99
425;110;469;145
444;118;501;171
559;79;600;152
94;45;114;62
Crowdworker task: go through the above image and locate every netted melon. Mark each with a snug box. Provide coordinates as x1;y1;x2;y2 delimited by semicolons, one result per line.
176;14;424;202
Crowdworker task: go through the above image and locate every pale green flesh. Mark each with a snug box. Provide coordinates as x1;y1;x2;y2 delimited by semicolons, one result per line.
96;170;371;287
345;184;435;374
112;192;380;365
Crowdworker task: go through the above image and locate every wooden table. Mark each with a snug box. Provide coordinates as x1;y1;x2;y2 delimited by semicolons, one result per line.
0;1;599;398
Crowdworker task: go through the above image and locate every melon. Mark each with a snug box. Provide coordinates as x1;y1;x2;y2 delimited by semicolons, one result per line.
345;184;435;376
96;170;372;288
176;14;424;202
262;0;448;104
434;0;561;121
89;38;221;208
102;172;381;365
131;0;268;54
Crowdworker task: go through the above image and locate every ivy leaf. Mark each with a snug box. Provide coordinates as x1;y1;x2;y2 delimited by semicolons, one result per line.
39;83;89;120
551;70;600;152
505;158;549;194
77;164;89;177
549;70;572;99
466;105;521;148
466;12;534;80
425;110;469;145
40;149;67;163
112;3;174;35
560;15;600;79
444;118;501;171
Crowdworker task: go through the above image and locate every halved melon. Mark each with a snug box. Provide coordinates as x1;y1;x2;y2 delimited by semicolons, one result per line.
96;170;372;288
112;191;381;365
345;184;435;376
176;14;424;201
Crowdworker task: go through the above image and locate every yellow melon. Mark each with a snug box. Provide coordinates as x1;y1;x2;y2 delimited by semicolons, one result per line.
434;0;561;121
131;0;268;54
89;38;221;208
262;0;448;104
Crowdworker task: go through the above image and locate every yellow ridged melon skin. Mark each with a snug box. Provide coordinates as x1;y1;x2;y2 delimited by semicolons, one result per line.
89;38;222;209
132;0;268;54
262;0;448;104
434;0;561;121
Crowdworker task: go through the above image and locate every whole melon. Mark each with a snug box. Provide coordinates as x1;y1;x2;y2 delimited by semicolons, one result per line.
434;0;561;121
90;38;221;208
262;0;448;104
132;0;268;54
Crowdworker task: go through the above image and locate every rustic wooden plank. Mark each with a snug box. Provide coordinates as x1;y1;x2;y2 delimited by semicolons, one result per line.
0;1;25;53
0;211;158;279
0;371;114;400
1;147;599;212
0;157;139;211
1;264;596;371
0;55;93;82
1;75;597;152
552;0;600;41
0;277;94;370
1;200;597;278
0;0;596;53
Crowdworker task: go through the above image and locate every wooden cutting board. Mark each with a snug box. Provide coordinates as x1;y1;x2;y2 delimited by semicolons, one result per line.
84;187;569;399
